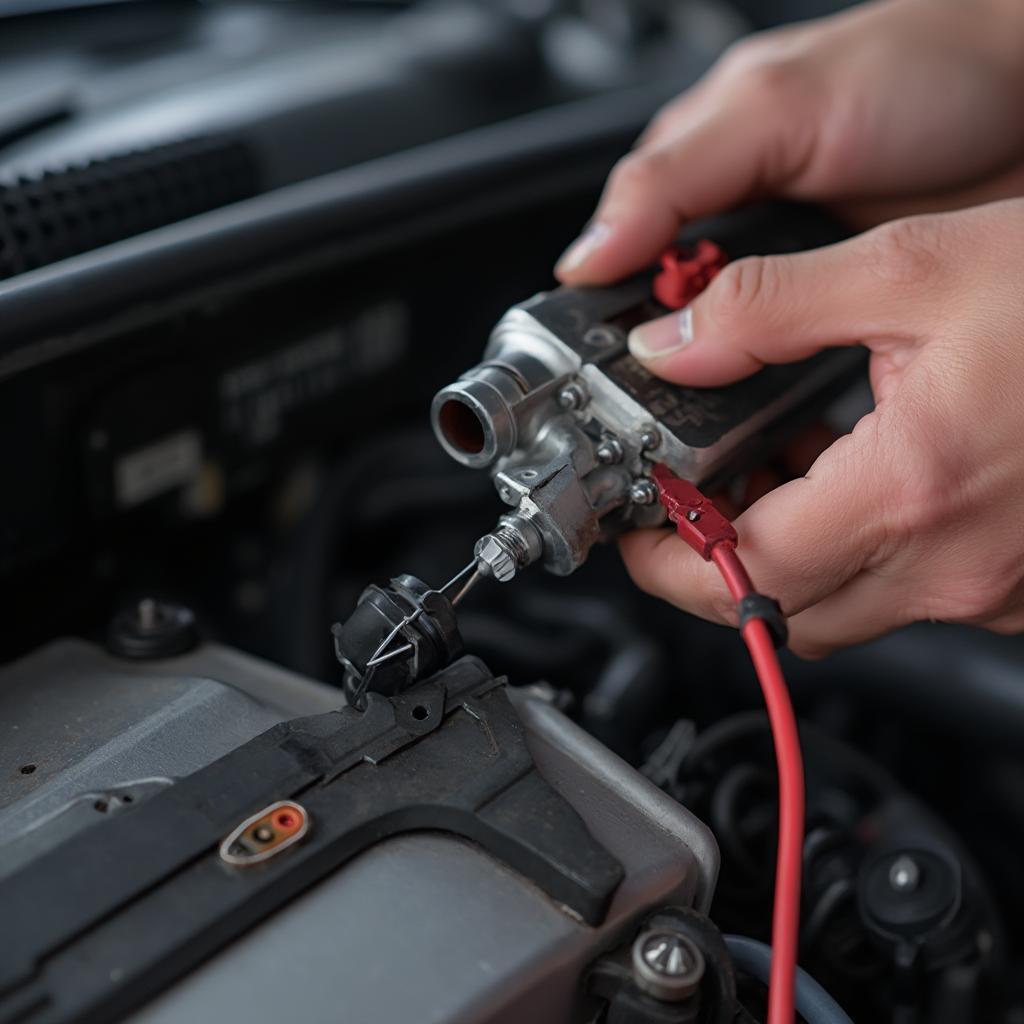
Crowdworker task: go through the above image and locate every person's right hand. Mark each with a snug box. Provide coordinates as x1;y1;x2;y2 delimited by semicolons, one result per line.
555;0;1024;286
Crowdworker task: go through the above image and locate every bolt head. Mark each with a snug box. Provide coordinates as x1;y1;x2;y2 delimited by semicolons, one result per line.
686;509;701;522
557;383;587;411
639;427;661;451
631;929;705;1002
596;438;623;465
889;854;920;892
583;324;625;349
630;479;658;505
474;535;517;583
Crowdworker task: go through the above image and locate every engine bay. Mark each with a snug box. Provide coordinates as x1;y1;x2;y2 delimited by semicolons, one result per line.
1;2;1022;1023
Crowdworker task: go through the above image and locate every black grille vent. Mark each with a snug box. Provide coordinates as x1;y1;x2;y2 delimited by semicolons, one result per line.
0;136;260;281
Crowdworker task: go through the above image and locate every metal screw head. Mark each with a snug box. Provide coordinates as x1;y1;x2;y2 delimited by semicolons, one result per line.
686;509;701;522
630;479;658;505
107;599;199;660
889;854;920;892
557;383;587;411
583;324;625;349
596;438;624;465
474;535;517;583
639;427;661;451
631;929;705;1002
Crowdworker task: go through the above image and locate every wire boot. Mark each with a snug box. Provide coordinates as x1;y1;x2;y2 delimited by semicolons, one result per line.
738;593;788;649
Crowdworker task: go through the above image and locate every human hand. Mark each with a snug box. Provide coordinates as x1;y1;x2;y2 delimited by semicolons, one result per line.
618;200;1024;656
555;0;1024;284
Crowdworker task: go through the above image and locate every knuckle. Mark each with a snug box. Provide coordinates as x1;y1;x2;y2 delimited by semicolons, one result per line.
719;36;806;101
866;216;944;287
879;413;961;544
646;98;683;137
608;150;664;195
709;256;780;328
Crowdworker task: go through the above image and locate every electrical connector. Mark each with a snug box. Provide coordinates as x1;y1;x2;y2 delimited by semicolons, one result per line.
651;463;737;559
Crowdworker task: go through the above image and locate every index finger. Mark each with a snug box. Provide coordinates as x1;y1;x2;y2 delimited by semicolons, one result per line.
556;81;816;285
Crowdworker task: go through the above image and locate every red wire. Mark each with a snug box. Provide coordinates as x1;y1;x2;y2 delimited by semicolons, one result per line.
711;543;805;1024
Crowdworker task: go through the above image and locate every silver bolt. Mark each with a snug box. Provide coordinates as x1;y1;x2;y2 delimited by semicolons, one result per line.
686;509;701;523
473;519;541;583
631;929;705;1002
474;535;518;584
596;438;624;465
630;479;658;505
557;383;588;411
889;855;920;892
640;426;661;451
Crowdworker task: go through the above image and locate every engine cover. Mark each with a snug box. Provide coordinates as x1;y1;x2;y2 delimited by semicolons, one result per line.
0;639;717;1024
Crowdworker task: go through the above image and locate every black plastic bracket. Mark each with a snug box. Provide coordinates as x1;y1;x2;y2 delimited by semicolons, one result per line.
0;656;623;1024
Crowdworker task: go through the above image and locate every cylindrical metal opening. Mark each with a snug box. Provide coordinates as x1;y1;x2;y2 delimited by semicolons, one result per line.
431;379;516;468
437;398;486;456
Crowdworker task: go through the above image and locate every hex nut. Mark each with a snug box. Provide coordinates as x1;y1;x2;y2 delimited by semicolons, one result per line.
474;535;517;583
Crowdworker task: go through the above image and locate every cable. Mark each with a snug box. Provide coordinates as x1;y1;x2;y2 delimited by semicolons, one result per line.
713;543;805;1024
724;935;854;1024
652;464;805;1024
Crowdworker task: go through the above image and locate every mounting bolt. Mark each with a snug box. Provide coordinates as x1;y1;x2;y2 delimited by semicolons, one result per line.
639;426;661;451
107;599;199;660
630;479;658;505
557;382;588;411
686;509;701;522
596;438;624;465
631;929;705;1002
889;854;921;893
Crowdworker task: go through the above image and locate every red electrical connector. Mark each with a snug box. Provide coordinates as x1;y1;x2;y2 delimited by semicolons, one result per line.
652;464;804;1024
652;239;729;310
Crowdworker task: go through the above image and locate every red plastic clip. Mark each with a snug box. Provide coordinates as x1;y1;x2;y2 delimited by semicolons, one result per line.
652;239;728;310
651;463;737;560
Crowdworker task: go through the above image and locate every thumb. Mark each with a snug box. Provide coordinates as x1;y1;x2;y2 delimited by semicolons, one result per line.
626;217;946;386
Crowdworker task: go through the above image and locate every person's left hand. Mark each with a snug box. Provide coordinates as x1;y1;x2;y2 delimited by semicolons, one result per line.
619;198;1024;657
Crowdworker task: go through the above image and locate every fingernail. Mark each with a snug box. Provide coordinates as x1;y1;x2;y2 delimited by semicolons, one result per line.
628;305;694;360
556;221;611;274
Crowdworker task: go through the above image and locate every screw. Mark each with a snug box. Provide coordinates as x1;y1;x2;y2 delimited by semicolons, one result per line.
254;825;274;843
596;438;624;465
889;854;920;892
583;324;624;349
631;929;705;1002
107;599;199;660
557;383;588;411
686;509;701;522
630;479;658;505
136;598;161;633
640;426;661;451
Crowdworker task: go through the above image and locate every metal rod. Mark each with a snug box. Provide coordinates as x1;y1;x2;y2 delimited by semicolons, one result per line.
450;567;482;607
437;560;479;601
